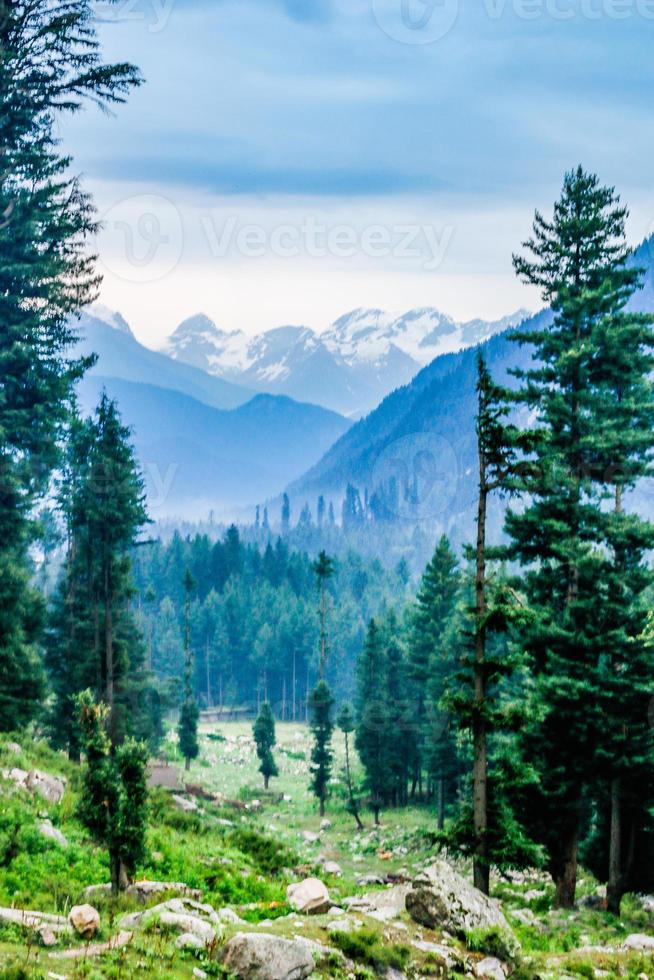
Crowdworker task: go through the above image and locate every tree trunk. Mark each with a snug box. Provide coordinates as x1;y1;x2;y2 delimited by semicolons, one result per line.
607;776;623;915
473;466;489;895
104;562;114;739
344;732;364;830
319;797;325;818
185;756;191;772
438;777;445;831
264;774;269;790
553;824;579;909
109;851;128;894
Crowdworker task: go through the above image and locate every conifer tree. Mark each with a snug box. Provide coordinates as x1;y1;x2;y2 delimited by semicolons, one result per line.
313;551;335;679
507;167;651;907
409;536;459;798
356;620;391;824
77;691;148;893
337;702;363;830
178;569;199;771
0;0;140;731
253;701;278;789
308;680;334;817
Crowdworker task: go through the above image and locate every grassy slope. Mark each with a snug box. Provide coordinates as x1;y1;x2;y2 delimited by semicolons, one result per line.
1;726;653;979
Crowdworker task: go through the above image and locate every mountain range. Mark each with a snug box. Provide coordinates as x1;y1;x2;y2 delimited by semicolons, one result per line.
288;235;654;543
73;309;350;519
163;307;531;416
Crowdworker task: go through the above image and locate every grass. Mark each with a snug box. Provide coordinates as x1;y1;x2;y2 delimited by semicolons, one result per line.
2;726;654;978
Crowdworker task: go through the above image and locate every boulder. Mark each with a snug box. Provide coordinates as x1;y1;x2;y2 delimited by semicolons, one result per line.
69;905;100;938
38;926;58;947
624;934;654;951
300;830;319;844
286;877;331;915
126;880;203;902
6;742;22;755
26;769;65;804
158;912;216;944
220;932;315;980
475;957;507;979
356;874;384;887
406;861;519;960
38;819;68;848
322;861;342;877
176;931;205;951
320;819;332;831
0;907;70;937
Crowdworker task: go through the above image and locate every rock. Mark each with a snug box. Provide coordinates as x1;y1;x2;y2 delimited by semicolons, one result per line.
511;908;537;927
193;970;208;980
50;930;133;960
38;926;58;947
6;742;22;755
159;911;216;944
38;819;68;848
624;933;654;950
69;905;100;938
406;861;519;961
475;957;507;979
26;769;66;804
172;794;198;812
639;895;654;912
286;877;331;915
0;907;71;937
126;880;203;902
322;861;343;877
412;940;461;969
356;874;385;887
220;932;315;980
300;830;319;844
119;897;221;933
176;931;205;950
328;906;345;916
217;907;246;924
320;819;332;831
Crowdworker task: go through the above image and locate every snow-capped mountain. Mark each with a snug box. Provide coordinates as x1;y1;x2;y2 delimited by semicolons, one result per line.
164;307;531;417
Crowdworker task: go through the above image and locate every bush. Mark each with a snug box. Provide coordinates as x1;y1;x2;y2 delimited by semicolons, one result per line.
330;928;411;973
226;828;297;875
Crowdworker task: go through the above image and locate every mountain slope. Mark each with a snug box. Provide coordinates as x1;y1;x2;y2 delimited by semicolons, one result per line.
77;375;351;519
75;310;254;411
164;307;531;416
288;236;654;541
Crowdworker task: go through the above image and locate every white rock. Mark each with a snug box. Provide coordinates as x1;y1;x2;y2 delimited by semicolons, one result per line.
158;912;216;944
406;861;519;960
624;933;654;950
69;905;100;938
38;819;68;848
221;932;315;980
320;819;332;831
475;957;507;979
175;931;205;950
217;907;246;924
287;878;331;915
26;770;66;804
193;969;208;980
300;830;319;844
322;861;342;877
39;926;58;947
6;742;22;755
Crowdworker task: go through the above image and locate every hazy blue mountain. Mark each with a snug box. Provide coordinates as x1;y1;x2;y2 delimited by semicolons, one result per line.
288;236;654;543
163;306;531;416
77;375;351;520
75;309;254;410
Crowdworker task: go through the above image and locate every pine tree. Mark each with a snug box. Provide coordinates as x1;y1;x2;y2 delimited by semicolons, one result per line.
337;702;363;830
408;536;459;798
308;680;334;817
0;0;139;731
253;701;279;790
281;494;291;534
506;167;651;907
46;398;151;749
178;569;199;771
355;620;391;825
313;551;335;679
77;691;148;893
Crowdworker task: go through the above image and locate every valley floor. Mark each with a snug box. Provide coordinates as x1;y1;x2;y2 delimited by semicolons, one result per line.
1;724;653;979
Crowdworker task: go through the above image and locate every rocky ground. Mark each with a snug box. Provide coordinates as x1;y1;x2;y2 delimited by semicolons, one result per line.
1;724;653;979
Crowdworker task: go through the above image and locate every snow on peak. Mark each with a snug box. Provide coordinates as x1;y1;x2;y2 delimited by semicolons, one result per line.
88;304;134;337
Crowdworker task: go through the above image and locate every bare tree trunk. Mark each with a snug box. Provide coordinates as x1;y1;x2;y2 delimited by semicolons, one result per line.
607;777;622;915
104;562;115;741
438;777;445;831
473;461;489;895
553;822;579;909
344;732;364;830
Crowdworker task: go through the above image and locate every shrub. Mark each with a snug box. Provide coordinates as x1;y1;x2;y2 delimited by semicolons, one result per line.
330;928;411;973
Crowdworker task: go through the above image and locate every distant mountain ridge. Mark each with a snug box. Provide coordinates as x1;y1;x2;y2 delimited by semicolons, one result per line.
163;306;531;416
288;236;654;542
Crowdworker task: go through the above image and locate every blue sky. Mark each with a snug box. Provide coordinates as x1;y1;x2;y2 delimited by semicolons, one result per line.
64;0;654;344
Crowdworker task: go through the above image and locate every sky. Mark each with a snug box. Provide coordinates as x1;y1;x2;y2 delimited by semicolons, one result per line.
62;0;654;346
